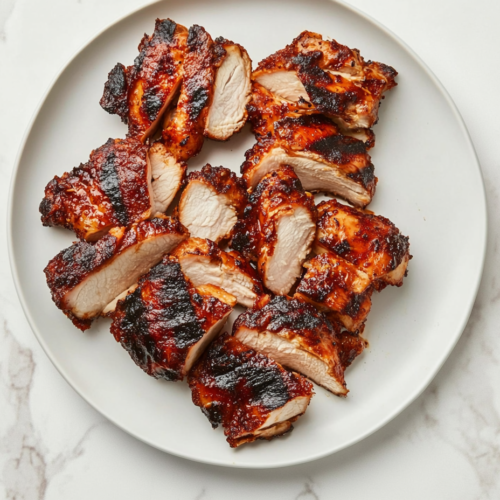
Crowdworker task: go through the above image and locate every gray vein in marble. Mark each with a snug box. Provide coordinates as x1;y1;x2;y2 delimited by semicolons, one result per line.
1;320;98;500
295;478;319;500
0;0;15;41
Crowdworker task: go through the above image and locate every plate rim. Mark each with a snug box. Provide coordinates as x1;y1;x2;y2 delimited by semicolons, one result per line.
7;0;488;468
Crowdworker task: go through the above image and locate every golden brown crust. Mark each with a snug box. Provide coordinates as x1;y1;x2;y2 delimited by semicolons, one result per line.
100;19;188;141
40;138;151;241
295;253;373;333
253;30;397;129
188;332;313;447
315;199;411;288
44;216;188;331
162;25;215;161
230;165;317;265
111;255;231;381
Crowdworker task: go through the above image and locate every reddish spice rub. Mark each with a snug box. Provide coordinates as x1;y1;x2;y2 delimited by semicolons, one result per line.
40;137;152;241
111;256;232;381
100;19;188;141
315;199;411;289
189;332;314;447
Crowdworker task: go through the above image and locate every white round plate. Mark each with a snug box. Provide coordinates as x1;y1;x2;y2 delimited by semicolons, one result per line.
8;0;486;468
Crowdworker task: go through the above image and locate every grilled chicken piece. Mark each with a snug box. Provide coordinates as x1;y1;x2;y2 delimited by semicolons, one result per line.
204;38;252;140
44;216;188;330
189;332;314;447
148;141;186;214
295;253;373;333
162;25;215;161
171;238;263;307
100;19;188;141
252;31;397;130
315;199;411;289
242;112;375;208
111;256;233;381
40;138;153;241
230;165;317;295
233;295;347;395
178;164;247;243
335;327;368;369
248;81;375;149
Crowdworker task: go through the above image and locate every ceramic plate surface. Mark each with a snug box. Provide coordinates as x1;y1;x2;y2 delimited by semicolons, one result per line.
8;0;486;468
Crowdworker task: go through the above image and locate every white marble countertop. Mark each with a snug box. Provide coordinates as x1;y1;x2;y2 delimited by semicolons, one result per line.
1;0;499;498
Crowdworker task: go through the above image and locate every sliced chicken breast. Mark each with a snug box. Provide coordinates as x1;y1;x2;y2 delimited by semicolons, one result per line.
205;38;252;140
179;164;247;243
111;256;233;381
315;199;411;289
241;113;375;208
252;30;397;130
233;295;347;396
44;216;189;330
40;138;153;241
148;141;186;214
100;19;188;141
230;165;317;295
295;253;373;333
189;332;314;447
171;238;263;307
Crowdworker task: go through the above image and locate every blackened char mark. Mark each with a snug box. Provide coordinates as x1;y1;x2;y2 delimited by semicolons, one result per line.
100;151;129;226
307;134;367;165
100;63;129;122
346;163;375;191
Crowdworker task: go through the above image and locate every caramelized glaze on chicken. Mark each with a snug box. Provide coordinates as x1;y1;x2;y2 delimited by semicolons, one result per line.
179;164;247;243
231;165;317;295
171;238;263;307
234;295;347;395
295;253;373;333
111;256;233;381
315;199;411;289
40;138;152;241
44;216;188;330
162;25;215;161
252;31;397;130
189;332;314;447
100;19;188;141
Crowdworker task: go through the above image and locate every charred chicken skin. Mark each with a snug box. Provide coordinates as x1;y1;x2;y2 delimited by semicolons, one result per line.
40;138;153;241
162;25;215;161
233;295;347;395
230;165;317;295
241;93;377;207
171;238;263;308
252;31;397;130
315;199;411;289
44;216;188;331
189;332;314;447
111;256;233;381
295;253;373;333
179;164;247;243
204;38;252;141
100;19;188;141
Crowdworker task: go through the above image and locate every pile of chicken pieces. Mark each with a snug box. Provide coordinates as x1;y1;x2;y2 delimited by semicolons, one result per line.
40;19;410;448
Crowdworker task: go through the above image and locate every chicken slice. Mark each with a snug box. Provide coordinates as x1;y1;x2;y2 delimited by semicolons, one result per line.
148;141;186;214
295;253;373;333
204;38;252;140
252;31;397;129
40;138;153;241
242;113;375;208
230;165;317;295
189;332;314;447
44;216;188;330
315;199;411;289
111;256;233;381
233;295;347;395
100;19;188;141
178;164;247;243
162;25;215;161
171;237;263;307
